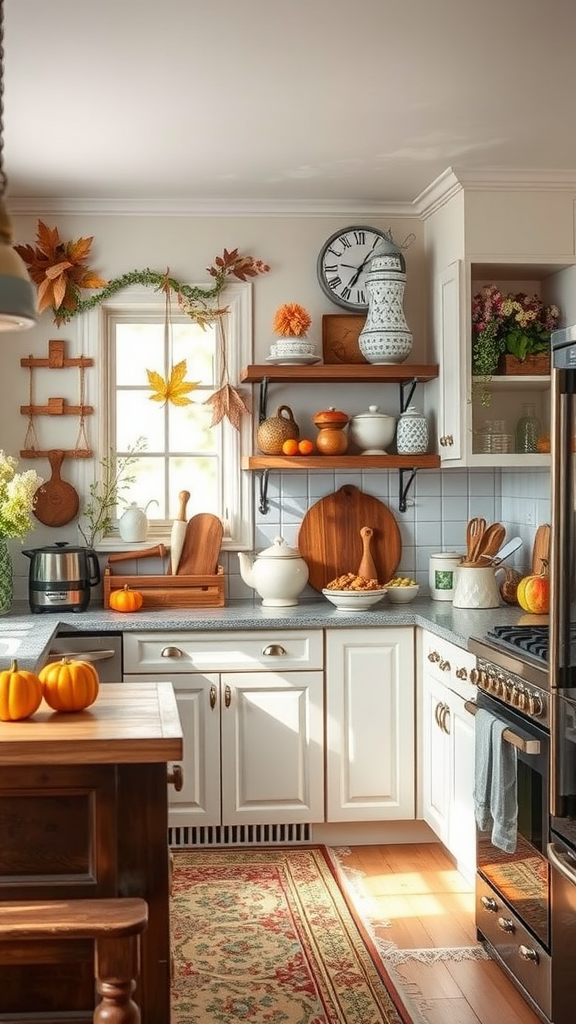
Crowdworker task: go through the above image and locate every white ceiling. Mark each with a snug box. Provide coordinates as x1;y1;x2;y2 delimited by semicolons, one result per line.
5;0;576;210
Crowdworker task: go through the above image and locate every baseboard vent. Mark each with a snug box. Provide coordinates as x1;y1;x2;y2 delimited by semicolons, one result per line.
169;822;312;848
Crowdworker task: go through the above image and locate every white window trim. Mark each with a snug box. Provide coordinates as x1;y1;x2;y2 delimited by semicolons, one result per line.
76;281;253;551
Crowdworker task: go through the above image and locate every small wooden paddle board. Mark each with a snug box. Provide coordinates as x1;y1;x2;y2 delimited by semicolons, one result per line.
531;524;550;575
297;485;401;591
33;449;79;527
176;513;223;575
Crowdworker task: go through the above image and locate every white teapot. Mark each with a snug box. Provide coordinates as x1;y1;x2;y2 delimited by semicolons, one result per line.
238;536;309;606
118;500;158;543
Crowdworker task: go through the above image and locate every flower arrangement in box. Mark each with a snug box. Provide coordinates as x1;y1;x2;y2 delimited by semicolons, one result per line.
472;285;560;377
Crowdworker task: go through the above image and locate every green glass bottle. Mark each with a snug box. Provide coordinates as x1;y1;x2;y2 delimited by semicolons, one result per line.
515;403;541;454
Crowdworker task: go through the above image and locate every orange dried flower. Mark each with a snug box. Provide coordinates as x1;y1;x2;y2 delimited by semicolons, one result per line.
273;303;312;338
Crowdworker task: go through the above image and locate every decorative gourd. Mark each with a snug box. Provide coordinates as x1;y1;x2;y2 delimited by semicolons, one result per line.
109;584;144;613
517;564;550;615
499;568;522;606
39;658;100;712
0;659;43;721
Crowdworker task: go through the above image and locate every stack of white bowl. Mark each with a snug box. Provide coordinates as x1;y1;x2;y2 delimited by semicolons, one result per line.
269;338;317;361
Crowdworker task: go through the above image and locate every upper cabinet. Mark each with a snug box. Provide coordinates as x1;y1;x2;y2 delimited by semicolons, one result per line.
420;170;576;468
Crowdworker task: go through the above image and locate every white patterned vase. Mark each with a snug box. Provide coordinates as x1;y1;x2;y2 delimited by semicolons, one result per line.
396;406;428;454
358;251;413;364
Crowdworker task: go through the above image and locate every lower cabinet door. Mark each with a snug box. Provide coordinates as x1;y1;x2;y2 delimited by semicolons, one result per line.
220;670;324;825
446;689;476;883
421;672;450;841
325;628;415;821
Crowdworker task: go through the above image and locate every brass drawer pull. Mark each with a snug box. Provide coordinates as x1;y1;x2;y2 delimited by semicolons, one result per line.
161;646;184;659
518;944;539;963
167;765;183;791
480;895;498;913
498;916;515;933
262;644;286;657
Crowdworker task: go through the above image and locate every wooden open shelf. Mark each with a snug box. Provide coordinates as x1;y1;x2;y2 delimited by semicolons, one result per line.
240;363;439;384
242;454;440;471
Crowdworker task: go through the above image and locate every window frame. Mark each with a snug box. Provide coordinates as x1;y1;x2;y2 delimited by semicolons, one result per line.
77;281;253;551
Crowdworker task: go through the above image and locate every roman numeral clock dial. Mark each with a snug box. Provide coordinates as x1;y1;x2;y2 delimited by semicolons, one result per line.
316;225;389;312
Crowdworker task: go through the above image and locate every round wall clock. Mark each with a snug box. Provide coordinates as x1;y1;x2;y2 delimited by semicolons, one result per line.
316;225;390;312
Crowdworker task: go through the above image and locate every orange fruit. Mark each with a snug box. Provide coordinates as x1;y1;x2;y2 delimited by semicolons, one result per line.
282;439;299;455
298;439;315;455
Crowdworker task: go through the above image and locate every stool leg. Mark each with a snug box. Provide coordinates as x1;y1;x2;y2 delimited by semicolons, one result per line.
93;933;141;1024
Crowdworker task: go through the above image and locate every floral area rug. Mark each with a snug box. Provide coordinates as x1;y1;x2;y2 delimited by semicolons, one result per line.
170;845;412;1024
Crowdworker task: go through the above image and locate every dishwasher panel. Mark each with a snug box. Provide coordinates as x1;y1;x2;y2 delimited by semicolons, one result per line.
47;632;123;682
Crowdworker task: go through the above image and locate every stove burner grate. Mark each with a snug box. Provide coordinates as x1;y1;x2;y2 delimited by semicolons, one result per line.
486;624;549;661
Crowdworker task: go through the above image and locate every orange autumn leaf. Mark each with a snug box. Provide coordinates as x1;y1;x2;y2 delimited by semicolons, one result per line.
14;220;107;318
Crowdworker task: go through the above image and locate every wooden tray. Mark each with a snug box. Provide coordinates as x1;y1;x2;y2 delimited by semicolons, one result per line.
322;314;368;364
103;565;225;609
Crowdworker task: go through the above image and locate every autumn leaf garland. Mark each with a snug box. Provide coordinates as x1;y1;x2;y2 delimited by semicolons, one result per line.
15;222;270;428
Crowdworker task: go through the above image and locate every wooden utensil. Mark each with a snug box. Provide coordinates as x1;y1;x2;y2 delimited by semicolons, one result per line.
108;544;167;565
466;517;486;561
475;522;506;560
531;524;551;574
33;449;80;527
297;485;401;591
176;513;223;575
170;490;190;574
357;527;378;580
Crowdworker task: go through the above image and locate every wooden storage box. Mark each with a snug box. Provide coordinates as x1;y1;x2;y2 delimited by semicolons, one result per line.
103;565;225;610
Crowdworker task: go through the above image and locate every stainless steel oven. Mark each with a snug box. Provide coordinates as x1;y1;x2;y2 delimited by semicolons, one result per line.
467;636;552;1020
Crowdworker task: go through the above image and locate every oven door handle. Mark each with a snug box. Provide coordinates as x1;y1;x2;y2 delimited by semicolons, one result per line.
463;700;541;755
548;841;576;885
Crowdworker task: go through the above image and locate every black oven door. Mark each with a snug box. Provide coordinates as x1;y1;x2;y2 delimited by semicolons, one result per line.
475;691;550;946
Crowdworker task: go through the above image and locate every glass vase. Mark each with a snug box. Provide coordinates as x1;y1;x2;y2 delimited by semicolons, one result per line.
515;403;541;454
0;536;13;614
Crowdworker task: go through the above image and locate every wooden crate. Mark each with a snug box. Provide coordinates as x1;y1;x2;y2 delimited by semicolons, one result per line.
103;565;225;610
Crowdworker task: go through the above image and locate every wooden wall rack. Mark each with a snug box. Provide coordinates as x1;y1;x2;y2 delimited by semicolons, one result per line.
20;339;94;370
20;339;94;460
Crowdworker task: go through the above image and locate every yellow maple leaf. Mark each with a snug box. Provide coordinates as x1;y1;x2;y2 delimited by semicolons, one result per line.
146;360;199;407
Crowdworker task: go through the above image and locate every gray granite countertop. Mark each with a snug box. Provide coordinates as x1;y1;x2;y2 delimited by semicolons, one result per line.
0;597;528;673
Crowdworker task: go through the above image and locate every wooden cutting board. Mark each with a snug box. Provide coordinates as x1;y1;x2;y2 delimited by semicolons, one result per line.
33;449;80;527
176;513;223;575
297;485;401;591
531;524;551;574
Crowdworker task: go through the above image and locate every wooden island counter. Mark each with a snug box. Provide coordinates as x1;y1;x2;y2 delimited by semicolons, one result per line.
0;682;183;1023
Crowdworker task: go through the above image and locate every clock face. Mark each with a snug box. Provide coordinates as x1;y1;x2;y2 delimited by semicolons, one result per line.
317;225;388;311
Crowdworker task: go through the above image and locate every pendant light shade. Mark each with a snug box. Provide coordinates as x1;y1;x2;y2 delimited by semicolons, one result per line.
0;0;37;330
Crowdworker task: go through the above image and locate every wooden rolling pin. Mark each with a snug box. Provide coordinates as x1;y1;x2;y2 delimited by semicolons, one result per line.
108;544;167;565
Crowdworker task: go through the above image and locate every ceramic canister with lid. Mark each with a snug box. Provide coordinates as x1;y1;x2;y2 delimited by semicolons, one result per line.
396;405;428;455
429;552;462;601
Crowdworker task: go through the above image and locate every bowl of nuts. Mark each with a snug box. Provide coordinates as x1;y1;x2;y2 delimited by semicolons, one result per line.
384;577;420;603
322;573;388;611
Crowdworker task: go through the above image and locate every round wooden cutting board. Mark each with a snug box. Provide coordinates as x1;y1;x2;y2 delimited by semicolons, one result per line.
33;449;80;527
297;484;402;591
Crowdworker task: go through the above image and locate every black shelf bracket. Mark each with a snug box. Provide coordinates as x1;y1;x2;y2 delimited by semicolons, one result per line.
258;378;270;423
398;468;418;513
399;378;419;412
257;469;270;514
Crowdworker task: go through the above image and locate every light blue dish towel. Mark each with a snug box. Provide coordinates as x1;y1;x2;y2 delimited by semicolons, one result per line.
473;707;518;854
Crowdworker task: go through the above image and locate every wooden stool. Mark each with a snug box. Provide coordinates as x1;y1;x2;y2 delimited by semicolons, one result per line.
0;897;148;1023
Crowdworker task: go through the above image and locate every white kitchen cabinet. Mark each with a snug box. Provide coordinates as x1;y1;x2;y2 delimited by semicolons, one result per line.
422;172;576;467
419;628;476;882
325;627;415;822
123;630;324;830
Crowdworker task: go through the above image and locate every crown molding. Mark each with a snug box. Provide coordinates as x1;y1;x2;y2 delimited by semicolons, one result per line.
7;196;417;218
415;166;576;219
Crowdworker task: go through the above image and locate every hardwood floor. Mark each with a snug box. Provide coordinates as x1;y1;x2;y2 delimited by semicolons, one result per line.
333;842;543;1024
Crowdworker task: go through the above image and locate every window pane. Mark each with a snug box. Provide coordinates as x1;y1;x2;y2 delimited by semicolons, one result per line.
118;457;166;519
169;457;219;515
116;323;165;383
117;392;166;451
169;399;217;454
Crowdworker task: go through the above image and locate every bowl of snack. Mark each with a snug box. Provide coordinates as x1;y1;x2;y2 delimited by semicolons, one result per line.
322;573;388;611
385;577;420;603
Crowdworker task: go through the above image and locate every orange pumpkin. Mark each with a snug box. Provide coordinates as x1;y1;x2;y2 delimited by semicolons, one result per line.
517;570;550;614
0;659;43;721
39;658;100;712
109;585;144;613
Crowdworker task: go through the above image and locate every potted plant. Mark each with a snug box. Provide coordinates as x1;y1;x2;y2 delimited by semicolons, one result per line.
472;285;560;377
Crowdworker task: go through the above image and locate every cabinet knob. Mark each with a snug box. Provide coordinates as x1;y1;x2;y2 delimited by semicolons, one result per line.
262;644;286;657
439;659;451;673
167;764;183;791
480;895;498;913
161;646;183;659
455;667;468;679
439;434;454;447
498;916;515;933
518;944;539;964
428;650;441;663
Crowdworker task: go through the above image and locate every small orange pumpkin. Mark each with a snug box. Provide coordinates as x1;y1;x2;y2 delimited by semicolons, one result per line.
0;659;43;721
109;585;144;613
517;566;550;615
39;658;100;712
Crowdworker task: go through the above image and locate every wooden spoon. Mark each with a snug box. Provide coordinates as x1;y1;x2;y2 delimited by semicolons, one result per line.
466;517;486;561
476;522;506;560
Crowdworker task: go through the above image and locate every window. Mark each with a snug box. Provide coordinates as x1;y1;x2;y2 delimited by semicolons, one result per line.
79;283;253;549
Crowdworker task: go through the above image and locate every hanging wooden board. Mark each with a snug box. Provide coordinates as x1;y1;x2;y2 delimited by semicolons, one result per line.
531;524;551;575
297;485;402;591
33;450;80;527
176;514;224;576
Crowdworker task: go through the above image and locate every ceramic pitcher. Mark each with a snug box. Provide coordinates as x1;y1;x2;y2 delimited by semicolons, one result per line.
452;564;502;609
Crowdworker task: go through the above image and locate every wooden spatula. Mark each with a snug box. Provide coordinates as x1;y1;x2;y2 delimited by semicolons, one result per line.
176;513;223;575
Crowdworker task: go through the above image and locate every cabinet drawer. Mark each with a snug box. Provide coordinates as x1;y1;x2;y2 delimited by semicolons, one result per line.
421;629;476;701
123;630;323;673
